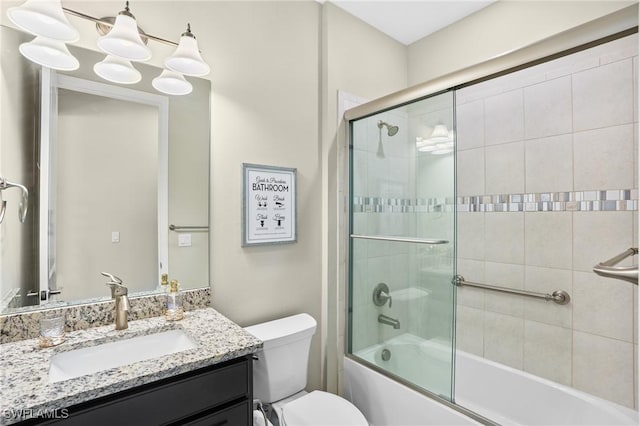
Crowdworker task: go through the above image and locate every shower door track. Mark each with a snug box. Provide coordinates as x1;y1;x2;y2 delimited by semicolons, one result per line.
350;234;448;245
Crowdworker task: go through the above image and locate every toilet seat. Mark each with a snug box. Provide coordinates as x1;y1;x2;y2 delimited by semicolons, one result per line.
280;390;368;426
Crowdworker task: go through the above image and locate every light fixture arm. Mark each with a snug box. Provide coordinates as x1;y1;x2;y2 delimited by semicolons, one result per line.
61;7;178;47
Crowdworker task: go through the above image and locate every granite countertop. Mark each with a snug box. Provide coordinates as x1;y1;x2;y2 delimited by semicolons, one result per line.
0;307;262;425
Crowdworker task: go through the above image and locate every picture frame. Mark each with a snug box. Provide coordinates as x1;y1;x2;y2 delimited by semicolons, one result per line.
242;163;297;246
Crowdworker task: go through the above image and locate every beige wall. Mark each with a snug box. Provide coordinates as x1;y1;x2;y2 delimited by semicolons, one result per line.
407;0;636;85
321;3;407;392
206;1;324;390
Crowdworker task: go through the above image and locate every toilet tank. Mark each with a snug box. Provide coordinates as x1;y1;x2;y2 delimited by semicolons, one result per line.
245;313;317;403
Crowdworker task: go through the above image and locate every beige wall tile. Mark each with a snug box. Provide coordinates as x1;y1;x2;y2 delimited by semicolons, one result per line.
458;213;485;261
524;76;572;139
525;134;573;193
573;271;633;342
485;212;524;264
484;89;524;145
574;124;634;191
573;211;633;273
485;141;525;194
573;331;634;408
457;148;485;196
525;212;572;269
572;58;633;131
484;311;524;370
456;305;484;356
524;320;572;386
484;262;525;317
456;99;485;151
524;266;573;329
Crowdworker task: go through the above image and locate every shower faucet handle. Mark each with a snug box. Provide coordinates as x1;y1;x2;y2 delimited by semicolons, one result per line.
373;282;392;308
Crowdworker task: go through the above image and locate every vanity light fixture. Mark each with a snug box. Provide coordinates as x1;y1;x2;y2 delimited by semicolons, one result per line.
7;0;79;42
8;0;79;71
164;24;210;77
96;2;151;62
6;0;210;96
416;124;454;155
18;36;79;71
152;69;193;96
94;55;142;85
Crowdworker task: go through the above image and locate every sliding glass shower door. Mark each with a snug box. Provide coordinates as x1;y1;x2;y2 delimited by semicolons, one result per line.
348;91;456;400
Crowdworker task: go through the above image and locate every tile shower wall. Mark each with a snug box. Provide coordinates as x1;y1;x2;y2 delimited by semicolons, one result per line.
455;34;638;408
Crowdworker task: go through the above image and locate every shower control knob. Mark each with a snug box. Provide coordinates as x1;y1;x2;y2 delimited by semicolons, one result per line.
373;282;392;308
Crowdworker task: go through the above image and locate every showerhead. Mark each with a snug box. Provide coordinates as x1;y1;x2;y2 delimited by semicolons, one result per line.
378;120;399;136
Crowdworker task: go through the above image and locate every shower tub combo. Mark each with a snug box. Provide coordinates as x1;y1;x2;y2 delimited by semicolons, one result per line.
344;335;638;425
344;11;638;426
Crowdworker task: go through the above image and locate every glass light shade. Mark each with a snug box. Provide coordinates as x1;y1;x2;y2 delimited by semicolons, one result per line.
94;55;141;84
428;124;452;143
432;148;453;155
19;36;79;71
416;137;437;152
152;69;192;96
97;14;151;62
165;35;210;77
7;0;79;42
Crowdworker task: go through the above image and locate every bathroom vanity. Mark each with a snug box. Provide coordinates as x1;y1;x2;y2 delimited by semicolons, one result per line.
0;308;262;425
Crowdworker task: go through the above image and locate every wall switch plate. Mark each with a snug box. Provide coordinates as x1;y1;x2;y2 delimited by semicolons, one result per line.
111;231;120;243
178;234;192;247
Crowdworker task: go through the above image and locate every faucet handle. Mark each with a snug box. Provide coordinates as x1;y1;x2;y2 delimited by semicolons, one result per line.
373;282;392;308
101;272;127;298
101;271;123;285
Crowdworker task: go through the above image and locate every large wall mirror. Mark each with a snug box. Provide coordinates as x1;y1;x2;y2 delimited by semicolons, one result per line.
0;25;210;313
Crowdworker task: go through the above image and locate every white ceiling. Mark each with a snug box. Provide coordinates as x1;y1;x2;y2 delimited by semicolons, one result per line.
328;1;497;45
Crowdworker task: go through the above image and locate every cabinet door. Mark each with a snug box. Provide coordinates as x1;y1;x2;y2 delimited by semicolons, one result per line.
181;401;249;426
34;357;251;426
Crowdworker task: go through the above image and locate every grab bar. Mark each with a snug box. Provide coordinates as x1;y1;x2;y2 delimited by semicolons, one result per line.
169;224;209;232
453;275;570;305
350;234;448;245
593;248;638;285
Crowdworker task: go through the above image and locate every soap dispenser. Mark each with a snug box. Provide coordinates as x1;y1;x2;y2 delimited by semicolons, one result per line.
165;279;184;321
161;273;169;291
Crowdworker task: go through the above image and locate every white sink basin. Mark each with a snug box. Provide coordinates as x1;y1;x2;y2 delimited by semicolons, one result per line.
49;329;197;383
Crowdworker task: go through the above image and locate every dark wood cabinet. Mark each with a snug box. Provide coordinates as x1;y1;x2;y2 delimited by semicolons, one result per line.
20;355;252;426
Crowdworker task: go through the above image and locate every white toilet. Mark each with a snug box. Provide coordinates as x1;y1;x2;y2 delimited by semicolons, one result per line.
245;313;368;426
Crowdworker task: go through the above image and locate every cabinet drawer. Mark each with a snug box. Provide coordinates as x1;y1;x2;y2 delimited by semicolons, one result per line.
182;401;249;426
39;357;250;425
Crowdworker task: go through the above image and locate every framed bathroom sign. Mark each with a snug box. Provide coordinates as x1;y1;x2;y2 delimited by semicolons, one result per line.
242;163;297;246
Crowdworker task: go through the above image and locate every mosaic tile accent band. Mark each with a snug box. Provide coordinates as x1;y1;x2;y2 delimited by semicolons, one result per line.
352;189;638;213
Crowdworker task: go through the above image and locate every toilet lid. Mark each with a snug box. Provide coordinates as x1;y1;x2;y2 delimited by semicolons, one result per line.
281;391;368;426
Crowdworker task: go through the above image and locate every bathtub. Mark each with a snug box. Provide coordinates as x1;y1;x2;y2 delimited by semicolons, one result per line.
344;333;639;425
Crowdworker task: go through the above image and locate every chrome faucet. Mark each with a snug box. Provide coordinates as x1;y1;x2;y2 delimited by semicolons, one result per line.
101;272;130;330
378;314;400;329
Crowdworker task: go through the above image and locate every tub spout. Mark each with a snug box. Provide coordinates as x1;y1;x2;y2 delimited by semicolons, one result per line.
378;314;400;329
